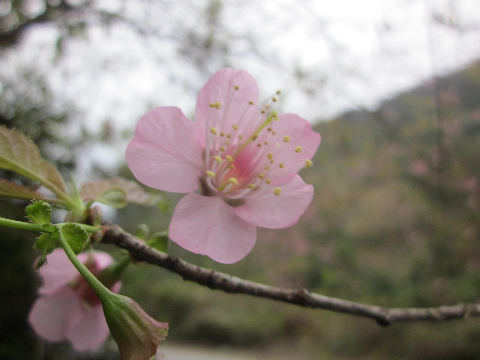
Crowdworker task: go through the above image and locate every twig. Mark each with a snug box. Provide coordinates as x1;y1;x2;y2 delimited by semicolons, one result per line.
100;222;480;326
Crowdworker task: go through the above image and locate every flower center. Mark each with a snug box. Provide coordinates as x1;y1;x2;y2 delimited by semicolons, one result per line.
201;86;312;201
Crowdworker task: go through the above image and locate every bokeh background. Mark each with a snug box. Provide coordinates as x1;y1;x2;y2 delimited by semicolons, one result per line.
1;0;480;359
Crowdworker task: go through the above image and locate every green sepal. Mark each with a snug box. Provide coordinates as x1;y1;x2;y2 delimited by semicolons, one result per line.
95;188;128;209
41;223;56;233
33;230;59;270
148;231;169;253
26;201;52;225
136;224;149;241
60;223;88;255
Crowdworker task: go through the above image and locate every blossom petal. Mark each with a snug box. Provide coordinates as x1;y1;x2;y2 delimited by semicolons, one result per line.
38;249;78;295
126;107;204;193
28;287;85;342
78;251;114;271
67;305;110;351
270;113;321;173
195;68;260;147
234;174;313;229
169;193;257;264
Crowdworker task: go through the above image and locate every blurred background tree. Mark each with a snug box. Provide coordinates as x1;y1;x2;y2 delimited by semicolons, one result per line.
1;0;480;359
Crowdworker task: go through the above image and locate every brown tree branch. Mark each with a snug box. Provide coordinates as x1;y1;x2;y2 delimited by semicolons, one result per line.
100;222;480;326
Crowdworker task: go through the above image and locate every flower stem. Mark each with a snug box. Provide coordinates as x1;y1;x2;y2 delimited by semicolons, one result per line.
0;216;45;232
58;229;111;301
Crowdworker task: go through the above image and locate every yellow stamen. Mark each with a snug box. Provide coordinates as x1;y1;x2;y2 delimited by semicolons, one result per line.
228;177;238;185
248;184;256;190
220;132;225;137
273;187;282;195
267;127;272;132
267;153;273;160
258;173;265;179
227;134;231;138
295;146;302;153
229;165;235;169
283;136;290;142
226;155;233;162
249;101;254;105
266;179;271;184
264;166;270;170
279;163;284;168
210;127;218;135
257;144;262;147
214;156;222;164
232;124;238;130
220;146;225;151
206;170;216;177
213;102;221;109
238;134;243;140
276;90;281;95
264;141;268;145
305;160;313;168
272;97;277;102
261;110;266;114
234;85;239;90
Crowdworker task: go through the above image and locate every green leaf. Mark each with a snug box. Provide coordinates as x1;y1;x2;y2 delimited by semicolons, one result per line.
33;231;59;270
79;178;162;207
0;179;48;201
0;126;68;193
96;188;128;208
148;232;169;253
60;223;88;255
26;201;52;225
136;224;149;240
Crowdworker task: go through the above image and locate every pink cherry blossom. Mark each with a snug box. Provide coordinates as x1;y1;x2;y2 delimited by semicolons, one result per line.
126;68;321;264
29;249;121;351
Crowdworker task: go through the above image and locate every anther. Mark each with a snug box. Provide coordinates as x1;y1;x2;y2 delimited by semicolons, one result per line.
238;134;243;140
257;144;262;147
264;141;268;145
210;127;218;135
229;165;235;169
305;160;313;168
266;179;271;184
228;178;238;185
232;124;238;130
261;110;266;114
265;105;270;109
206;170;216;177
273;188;282;195
295;146;302;153
267;127;272;132
264;166;270;170
213;102;221;109
272;111;278;121
252;135;258;141
220;146;225;151
276;90;281;95
220;132;225;137
267;153;273;160
226;155;234;162
279;163;284;168
249;101;254;105
214;156;222;164
258;173;265;179
283;136;290;142
234;85;239;90
227;134;231;138
248;184;257;190
225;140;230;145
273;97;277;102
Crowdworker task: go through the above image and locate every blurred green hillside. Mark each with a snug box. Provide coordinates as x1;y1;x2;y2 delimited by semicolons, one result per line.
116;61;480;359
